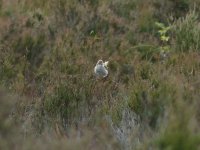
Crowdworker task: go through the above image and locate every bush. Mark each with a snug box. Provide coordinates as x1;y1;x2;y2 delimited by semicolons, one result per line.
13;34;47;67
44;81;92;126
1;0;200;149
156;105;200;150
172;10;200;52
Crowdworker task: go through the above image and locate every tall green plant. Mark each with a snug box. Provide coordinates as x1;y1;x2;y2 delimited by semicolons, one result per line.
172;11;200;52
155;21;171;53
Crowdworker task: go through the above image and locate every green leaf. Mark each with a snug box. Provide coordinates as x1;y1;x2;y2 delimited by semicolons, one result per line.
161;36;170;42
155;22;165;29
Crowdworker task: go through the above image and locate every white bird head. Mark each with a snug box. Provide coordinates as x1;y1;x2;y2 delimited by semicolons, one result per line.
97;59;104;65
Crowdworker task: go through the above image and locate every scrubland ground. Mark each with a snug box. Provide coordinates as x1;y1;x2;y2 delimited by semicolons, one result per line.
1;0;200;149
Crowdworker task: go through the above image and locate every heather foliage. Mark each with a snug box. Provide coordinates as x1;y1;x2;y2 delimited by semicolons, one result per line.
0;0;200;150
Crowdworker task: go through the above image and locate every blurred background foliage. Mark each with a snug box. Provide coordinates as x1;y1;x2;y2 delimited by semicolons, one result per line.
0;0;200;149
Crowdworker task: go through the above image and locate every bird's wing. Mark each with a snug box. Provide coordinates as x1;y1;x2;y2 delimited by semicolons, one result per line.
95;65;108;77
103;61;109;67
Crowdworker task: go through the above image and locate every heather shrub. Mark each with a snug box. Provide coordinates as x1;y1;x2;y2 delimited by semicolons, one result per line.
0;0;200;149
172;11;200;52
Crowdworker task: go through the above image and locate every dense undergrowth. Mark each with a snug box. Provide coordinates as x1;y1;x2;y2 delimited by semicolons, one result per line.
1;0;200;149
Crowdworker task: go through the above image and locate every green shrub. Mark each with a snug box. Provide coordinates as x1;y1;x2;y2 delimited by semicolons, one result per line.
157;115;200;150
172;11;200;52
110;0;136;19
139;62;153;79
44;77;94;126
13;34;46;67
1;0;200;149
44;84;82;124
128;87;145;116
128;78;175;128
134;44;159;62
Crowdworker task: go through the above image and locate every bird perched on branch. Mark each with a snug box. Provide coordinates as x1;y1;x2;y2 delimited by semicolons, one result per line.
94;60;109;78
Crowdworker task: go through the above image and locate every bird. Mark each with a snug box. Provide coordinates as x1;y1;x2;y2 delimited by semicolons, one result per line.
94;60;109;78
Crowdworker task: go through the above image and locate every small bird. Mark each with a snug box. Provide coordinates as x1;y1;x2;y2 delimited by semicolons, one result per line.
94;60;109;78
